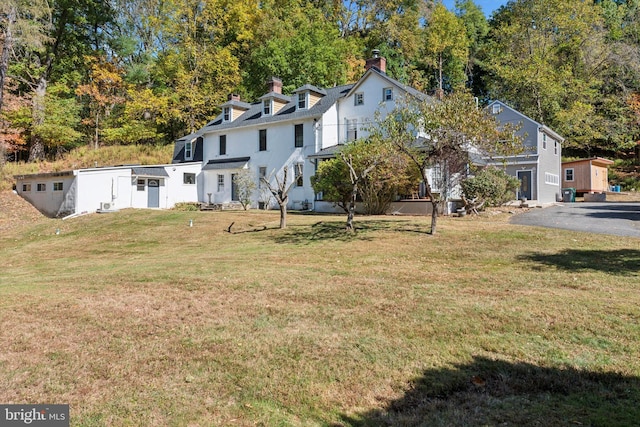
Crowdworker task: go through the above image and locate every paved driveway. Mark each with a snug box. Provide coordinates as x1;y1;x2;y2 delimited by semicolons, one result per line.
509;202;640;238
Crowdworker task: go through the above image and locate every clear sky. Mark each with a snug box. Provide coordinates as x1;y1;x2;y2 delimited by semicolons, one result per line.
442;0;508;17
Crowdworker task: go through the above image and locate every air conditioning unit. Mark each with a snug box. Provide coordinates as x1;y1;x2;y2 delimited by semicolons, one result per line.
100;202;113;211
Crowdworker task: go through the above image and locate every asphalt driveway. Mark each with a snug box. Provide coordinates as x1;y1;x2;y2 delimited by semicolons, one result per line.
509;202;640;238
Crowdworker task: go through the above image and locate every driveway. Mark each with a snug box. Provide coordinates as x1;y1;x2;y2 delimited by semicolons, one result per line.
509;202;640;238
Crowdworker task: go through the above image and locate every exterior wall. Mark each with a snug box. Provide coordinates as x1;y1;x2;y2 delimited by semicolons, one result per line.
338;73;397;143
202;118;320;208
75;168;135;213
15;174;75;217
536;132;562;203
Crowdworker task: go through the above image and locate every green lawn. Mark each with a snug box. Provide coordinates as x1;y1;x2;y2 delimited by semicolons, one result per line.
0;207;639;426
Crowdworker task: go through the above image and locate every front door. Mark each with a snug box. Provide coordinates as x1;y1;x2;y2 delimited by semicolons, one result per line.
231;173;239;201
148;179;160;207
517;171;532;200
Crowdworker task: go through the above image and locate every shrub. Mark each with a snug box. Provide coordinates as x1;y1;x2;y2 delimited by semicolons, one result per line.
173;202;200;211
461;167;520;207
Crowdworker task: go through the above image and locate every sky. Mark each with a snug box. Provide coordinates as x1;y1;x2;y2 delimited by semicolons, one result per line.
442;0;509;17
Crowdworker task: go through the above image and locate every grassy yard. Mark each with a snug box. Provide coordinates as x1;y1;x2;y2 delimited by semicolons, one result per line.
0;199;639;426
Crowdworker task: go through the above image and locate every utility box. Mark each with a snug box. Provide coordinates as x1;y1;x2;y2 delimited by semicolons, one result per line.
562;188;576;203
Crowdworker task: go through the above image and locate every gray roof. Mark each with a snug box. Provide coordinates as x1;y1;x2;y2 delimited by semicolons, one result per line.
220;99;252;110
258;92;292;103
202;157;251;171
293;84;327;96
131;167;169;177
201;84;354;133
308;144;345;159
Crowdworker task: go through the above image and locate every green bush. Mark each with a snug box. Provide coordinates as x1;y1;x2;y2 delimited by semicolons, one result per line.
461;167;520;207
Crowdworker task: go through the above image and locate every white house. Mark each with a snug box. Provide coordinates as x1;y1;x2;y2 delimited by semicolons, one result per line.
171;51;436;212
484;101;564;204
14;163;202;217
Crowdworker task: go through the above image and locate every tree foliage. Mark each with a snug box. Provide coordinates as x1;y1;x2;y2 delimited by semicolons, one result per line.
461;166;520;210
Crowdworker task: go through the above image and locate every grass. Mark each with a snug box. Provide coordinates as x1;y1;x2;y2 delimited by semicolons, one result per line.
0;206;639;426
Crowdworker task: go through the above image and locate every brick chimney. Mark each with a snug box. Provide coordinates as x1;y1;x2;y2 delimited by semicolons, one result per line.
228;93;241;101
365;49;386;73
267;77;282;94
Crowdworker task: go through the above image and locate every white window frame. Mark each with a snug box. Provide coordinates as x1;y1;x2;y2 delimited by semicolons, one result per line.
258;166;267;187
354;92;364;106
346;119;358;141
185;141;193;159
137;179;145;191
542;134;547;150
263;99;271;116
383;87;393;101
53;182;63;191
183;173;196;185
36;183;46;192
297;93;307;110
217;174;225;192
565;168;574;182
295;163;304;187
492;104;502;114
22;183;31;192
545;172;559;186
223;107;231;122
554;141;558;155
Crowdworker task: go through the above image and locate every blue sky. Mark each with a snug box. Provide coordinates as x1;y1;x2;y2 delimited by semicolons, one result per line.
442;0;508;17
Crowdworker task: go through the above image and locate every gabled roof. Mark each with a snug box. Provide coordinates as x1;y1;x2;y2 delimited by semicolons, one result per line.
487;100;565;142
201;84;354;134
172;133;204;164
562;157;614;167
293;84;327;96
258;92;291;103
345;67;431;102
220;99;252;110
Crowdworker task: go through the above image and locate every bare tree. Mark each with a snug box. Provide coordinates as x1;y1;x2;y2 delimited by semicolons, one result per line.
261;166;295;229
340;152;377;232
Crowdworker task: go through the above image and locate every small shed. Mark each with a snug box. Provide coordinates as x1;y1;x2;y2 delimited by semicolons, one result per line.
562;157;614;194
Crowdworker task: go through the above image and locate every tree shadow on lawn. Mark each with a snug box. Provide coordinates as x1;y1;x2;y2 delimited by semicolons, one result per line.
270;219;429;244
518;249;640;276
340;355;640;427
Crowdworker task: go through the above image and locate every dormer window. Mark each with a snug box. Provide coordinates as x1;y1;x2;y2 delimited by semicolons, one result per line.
223;107;231;122
297;93;307;110
263;99;271;116
355;93;364;106
383;88;393;101
185;140;193;159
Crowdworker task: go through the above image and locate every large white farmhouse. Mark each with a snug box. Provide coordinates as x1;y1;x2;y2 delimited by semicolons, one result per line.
14;52;563;217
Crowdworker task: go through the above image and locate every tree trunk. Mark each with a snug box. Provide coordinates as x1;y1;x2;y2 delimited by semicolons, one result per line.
28;76;48;162
421;173;438;235
279;203;287;229
346;183;357;231
0;4;16;114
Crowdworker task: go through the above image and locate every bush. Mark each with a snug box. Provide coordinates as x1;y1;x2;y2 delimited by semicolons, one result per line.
173;202;200;211
461;167;520;207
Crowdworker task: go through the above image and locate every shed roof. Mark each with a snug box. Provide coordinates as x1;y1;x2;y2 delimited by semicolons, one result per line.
131;167;169;177
202;157;251;170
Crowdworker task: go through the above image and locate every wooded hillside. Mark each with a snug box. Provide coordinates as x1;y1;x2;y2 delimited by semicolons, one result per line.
1;0;639;163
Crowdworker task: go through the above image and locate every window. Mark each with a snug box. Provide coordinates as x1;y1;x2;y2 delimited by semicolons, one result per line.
137;179;145;191
259;129;267;151
542;134;547;150
258;166;267;186
297;93;306;110
263;99;271;115
355;92;364;106
554;141;558;155
37;183;46;192
295;163;304;187
53;182;63;191
492;104;502;114
545;173;559;185
223;107;231;122
22;183;31;192
219;135;227;155
183;173;196;184
347;119;358;141
217;174;224;192
565;168;574;182
383;87;393;101
294;124;304;148
185;141;193;159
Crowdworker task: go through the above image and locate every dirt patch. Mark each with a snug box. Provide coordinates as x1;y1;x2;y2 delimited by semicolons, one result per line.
0;191;48;234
